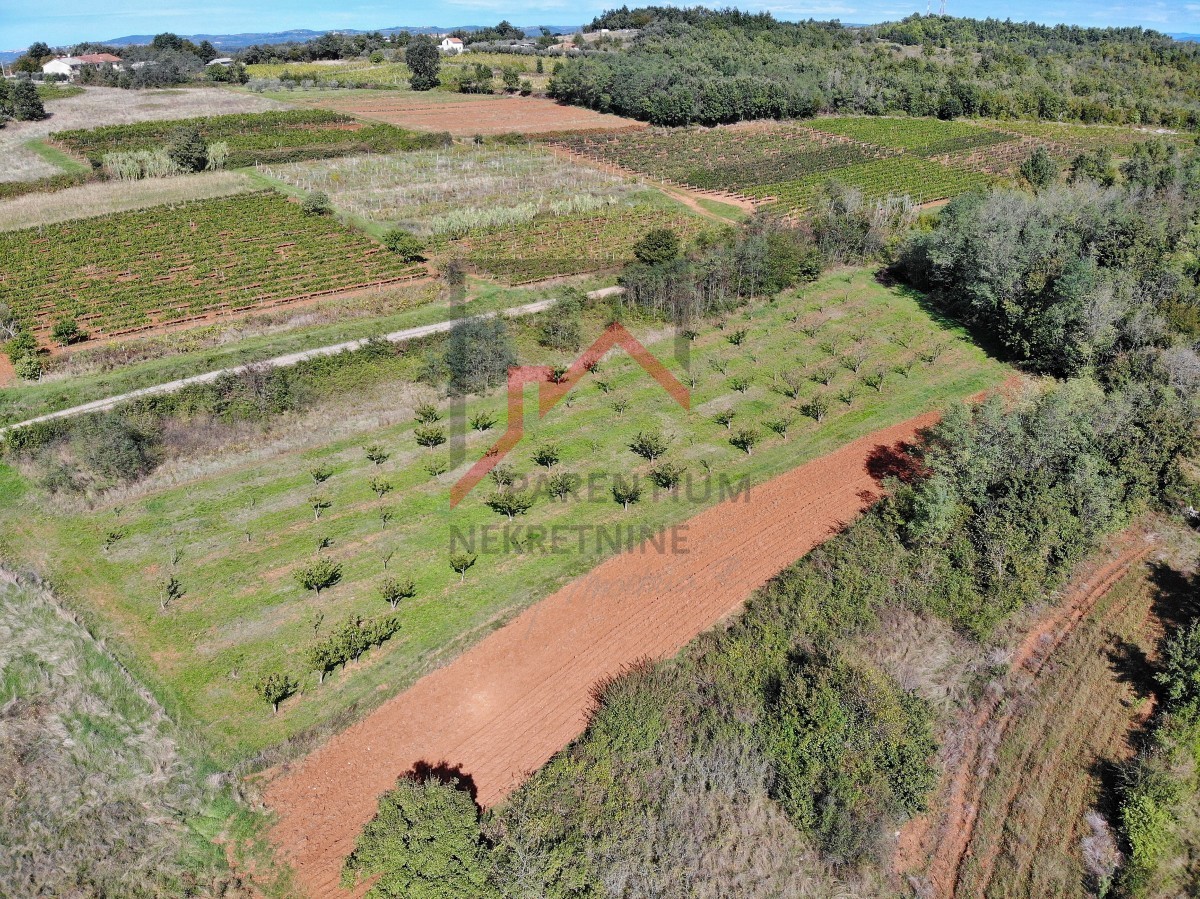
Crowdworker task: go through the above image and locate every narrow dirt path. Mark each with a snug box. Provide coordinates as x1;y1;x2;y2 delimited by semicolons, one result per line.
0;299;555;437
895;532;1155;898
262;413;939;899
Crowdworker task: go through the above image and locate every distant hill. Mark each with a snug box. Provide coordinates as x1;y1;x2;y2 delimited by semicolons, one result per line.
1169;33;1200;41
99;25;579;50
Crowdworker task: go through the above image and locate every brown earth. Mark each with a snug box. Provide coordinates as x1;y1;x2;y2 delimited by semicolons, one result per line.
895;531;1156;898
262;412;941;898
306;92;647;136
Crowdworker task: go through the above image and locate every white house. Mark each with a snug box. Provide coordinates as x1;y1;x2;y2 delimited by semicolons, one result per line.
42;53;122;80
206;57;235;67
440;37;465;54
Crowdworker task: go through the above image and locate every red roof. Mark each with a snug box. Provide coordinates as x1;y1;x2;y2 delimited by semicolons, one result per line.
76;53;122;64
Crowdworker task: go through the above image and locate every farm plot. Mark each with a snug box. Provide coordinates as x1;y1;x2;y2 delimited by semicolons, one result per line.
258;143;633;236
435;201;710;283
983;119;1198;153
305;91;645;136
0;269;1009;763
552;117;1010;214
751;155;994;212
551;122;890;192
0;191;425;341
247;59;413;89
52;109;447;169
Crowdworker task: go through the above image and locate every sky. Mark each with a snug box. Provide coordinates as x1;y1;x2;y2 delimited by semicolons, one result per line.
1;0;1197;50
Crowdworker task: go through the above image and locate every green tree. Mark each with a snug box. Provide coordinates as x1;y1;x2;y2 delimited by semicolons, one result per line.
633;228;681;266
445;317;516;395
341;776;496;898
730;427;760;455
485;489;534;520
166;125;207;172
406;35;441;90
612;478;642;509
10;78;46;121
449;552;476;582
295;558;342;596
255;671;298;714
301;191;332;216
531;443;560;468
1156;619;1200;711
414;426;446;451
628;430;669;462
415;404;441;425
383;228;426;261
1019;146;1059;190
50;318;85;346
379;576;417;610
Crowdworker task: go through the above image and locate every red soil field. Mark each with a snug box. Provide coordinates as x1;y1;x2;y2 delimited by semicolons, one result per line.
262;412;940;898
311;93;647;136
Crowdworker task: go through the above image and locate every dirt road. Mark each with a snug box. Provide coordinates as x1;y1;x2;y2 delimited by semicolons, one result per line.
0;300;555;436
263;412;939;898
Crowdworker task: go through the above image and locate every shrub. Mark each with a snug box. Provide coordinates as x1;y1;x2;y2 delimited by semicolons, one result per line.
341;776;493;896
309;463;334;483
300;190;332;216
547;471;579;499
52;317;87;347
364;444;391;464
713;409;735;429
414;402;441;424
383;228;425;262
471;410;497;431
369;476;393;499
532;443;560;468
490;464;517;487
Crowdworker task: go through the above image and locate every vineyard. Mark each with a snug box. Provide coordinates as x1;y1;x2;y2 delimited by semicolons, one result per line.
0;191;425;340
550;118;1012;212
434;203;710;283
52;110;449;169
550;115;1189;215
983;118;1198;152
246;60;414;88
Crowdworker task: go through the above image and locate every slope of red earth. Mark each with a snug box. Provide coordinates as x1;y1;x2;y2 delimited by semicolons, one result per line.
262;412;941;898
895;531;1157;898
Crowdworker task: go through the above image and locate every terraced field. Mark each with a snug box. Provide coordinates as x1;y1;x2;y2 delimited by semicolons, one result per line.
0;191;425;341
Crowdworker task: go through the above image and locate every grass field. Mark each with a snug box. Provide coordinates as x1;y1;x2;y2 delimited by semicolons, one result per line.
0;269;1010;764
0;190;426;341
0;170;256;231
953;565;1158;898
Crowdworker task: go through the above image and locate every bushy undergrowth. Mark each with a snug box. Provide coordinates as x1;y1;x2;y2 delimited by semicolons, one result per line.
0;574;239;897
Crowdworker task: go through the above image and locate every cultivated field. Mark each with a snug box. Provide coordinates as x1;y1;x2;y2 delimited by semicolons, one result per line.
51;109;444;169
0;191;426;342
258;143;633;235
0;270;1009;764
0;86;289;182
0;170;256;231
264;412;945;898
551;115;1182;214
305;91;646;136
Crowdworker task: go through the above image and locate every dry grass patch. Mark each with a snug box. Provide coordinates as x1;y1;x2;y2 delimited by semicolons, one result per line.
0;86;290;182
0;170;256;231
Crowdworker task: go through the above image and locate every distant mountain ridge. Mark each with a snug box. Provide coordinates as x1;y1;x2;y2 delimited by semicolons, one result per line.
102;24;579;49
1170;33;1200;41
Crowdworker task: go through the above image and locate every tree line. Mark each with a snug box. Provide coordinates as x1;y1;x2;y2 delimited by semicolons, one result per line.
549;9;1200;127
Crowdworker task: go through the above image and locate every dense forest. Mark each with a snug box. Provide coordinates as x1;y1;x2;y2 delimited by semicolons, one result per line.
548;9;1200;126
